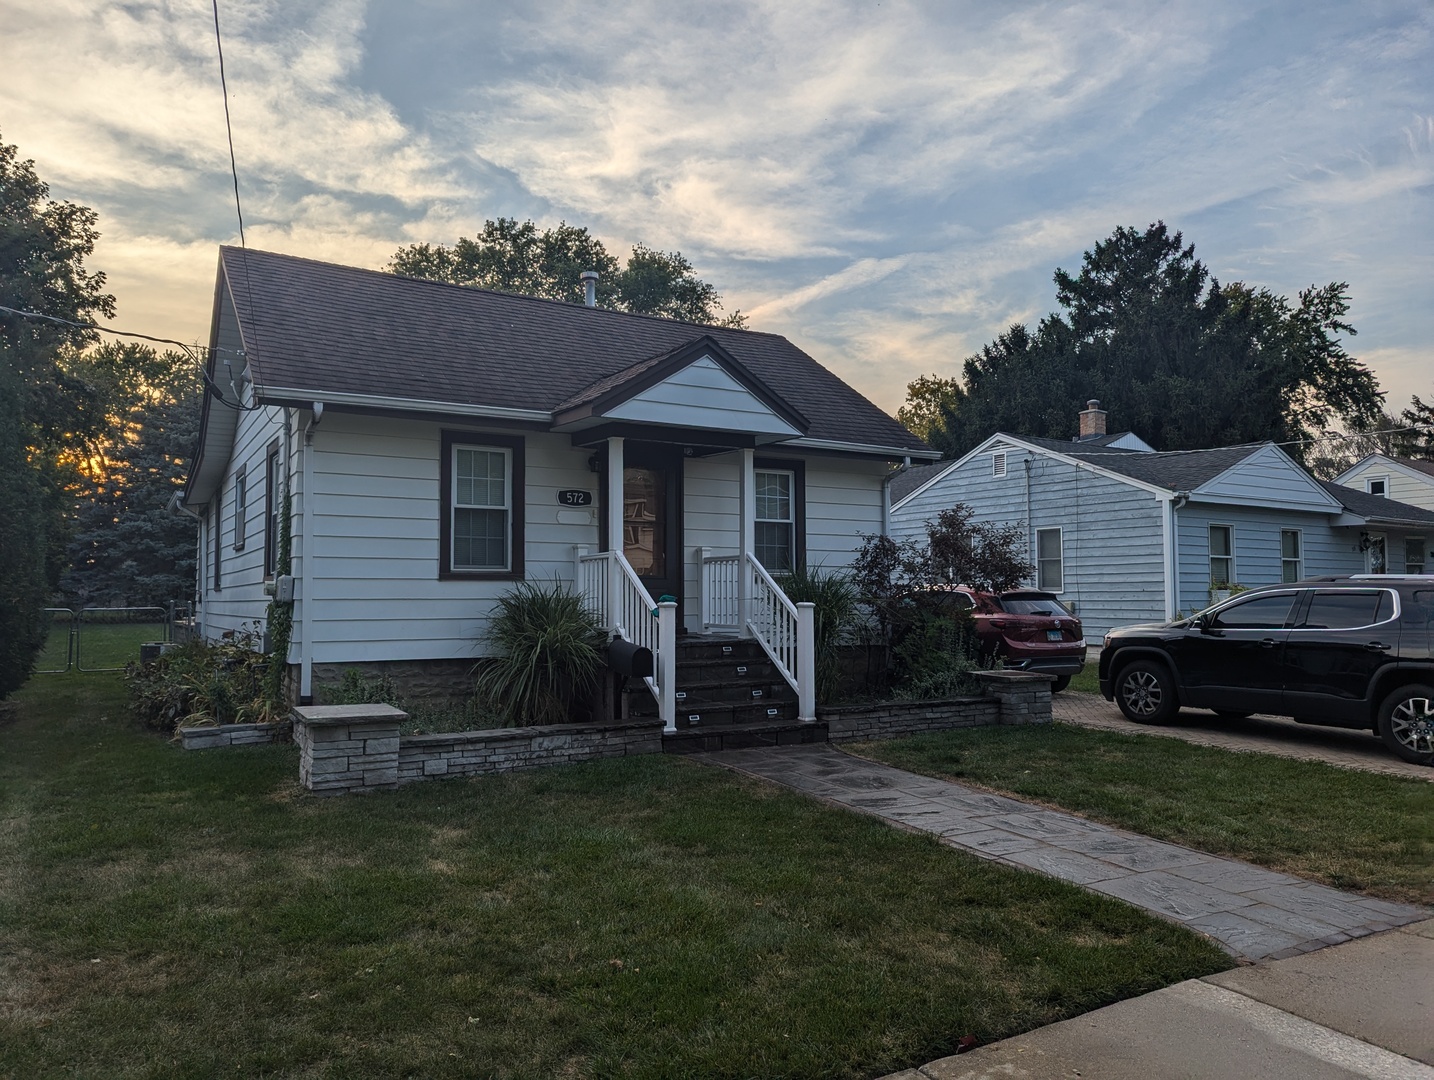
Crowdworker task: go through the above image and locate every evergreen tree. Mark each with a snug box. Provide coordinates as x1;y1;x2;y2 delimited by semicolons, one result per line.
906;223;1383;460
62;343;200;607
1397;394;1434;460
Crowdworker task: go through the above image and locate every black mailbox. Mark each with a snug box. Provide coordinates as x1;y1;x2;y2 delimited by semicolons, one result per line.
607;638;654;679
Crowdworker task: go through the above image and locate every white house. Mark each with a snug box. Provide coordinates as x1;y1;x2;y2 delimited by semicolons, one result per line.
1335;453;1434;512
889;402;1434;638
181;248;938;726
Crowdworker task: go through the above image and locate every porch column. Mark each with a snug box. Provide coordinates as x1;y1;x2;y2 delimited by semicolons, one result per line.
606;437;624;631
738;447;755;635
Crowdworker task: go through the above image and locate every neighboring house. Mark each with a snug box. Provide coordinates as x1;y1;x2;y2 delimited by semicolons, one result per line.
181;248;937;723
1335;453;1434;512
889;401;1434;638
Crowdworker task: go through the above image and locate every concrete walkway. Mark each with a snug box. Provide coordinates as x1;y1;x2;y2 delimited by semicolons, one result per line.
1053;692;1434;782
702;744;1427;961
702;744;1432;1078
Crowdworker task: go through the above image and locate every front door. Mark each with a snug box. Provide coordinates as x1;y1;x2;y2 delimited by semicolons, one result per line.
617;445;683;607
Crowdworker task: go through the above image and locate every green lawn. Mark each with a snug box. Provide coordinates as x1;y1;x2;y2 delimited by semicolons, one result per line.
0;673;1230;1079
1065;665;1100;695
855;724;1434;906
36;616;168;673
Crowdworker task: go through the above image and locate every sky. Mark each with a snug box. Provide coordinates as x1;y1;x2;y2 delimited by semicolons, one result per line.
2;0;1431;418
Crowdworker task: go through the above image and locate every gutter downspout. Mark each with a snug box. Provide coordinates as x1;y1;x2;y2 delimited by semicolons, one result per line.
298;403;323;703
1025;457;1034;587
1165;490;1190;619
881;457;912;536
168;493;204;637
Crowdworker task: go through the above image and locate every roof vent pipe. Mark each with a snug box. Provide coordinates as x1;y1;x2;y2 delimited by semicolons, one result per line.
580;270;599;308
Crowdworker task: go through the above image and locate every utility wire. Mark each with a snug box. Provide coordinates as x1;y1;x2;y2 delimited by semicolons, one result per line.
212;0;244;249
0;304;262;411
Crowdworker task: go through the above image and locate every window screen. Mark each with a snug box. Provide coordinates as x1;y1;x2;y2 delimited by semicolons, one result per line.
1035;528;1063;592
1209;525;1232;585
754;469;794;573
1280;529;1301;583
453;447;509;570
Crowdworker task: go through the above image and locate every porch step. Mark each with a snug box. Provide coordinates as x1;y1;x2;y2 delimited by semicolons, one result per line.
631;694;800;726
674;637;768;662
663;719;828;754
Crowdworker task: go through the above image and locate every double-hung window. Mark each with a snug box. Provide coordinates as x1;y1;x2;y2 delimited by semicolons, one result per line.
233;466;247;552
1407;538;1426;575
754;469;796;573
1280;529;1301;583
1035;527;1063;592
441;431;524;578
1209;525;1233;585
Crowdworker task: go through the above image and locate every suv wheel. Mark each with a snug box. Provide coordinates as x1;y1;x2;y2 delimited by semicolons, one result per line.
1051;676;1071;694
1116;660;1178;725
1376;684;1434;765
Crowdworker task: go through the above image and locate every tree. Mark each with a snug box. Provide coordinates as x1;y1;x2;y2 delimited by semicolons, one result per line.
906;223;1383;460
390;218;746;327
61;343;200;607
0;134;115;697
1396;394;1434;460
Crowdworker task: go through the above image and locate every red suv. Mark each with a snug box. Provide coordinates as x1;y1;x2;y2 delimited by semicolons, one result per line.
942;588;1086;691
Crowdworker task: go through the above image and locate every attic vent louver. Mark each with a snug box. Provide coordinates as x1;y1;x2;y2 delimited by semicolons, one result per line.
992;451;1007;478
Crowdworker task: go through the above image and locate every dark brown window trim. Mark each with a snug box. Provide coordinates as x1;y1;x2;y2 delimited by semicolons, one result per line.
754;457;806;573
439;430;526;581
263;439;280;580
233;465;247;552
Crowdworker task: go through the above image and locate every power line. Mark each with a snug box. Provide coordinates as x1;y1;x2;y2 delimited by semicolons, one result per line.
211;0;244;249
0;304;261;411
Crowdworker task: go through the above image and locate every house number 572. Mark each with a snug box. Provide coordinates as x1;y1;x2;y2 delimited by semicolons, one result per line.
558;490;592;506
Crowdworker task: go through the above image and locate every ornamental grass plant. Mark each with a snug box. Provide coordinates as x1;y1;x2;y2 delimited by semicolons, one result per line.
471;579;607;726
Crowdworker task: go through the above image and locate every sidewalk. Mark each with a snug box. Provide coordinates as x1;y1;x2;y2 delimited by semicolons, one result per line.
700;744;1431;1078
1053;692;1433;782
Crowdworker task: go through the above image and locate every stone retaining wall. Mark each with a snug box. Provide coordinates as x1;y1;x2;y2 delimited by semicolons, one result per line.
822;670;1053;743
179;720;291;750
291;704;663;796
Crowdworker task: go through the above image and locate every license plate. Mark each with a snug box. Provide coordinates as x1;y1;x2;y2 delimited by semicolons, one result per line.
1046;630;1063;641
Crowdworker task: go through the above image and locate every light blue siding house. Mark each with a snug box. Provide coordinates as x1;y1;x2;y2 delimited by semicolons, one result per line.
889;405;1434;638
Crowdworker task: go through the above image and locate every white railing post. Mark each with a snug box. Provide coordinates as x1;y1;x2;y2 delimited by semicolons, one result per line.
796;601;816;722
572;544;589;590
606;437;624;631
657;601;678;733
697;546;710;628
738;448;755;636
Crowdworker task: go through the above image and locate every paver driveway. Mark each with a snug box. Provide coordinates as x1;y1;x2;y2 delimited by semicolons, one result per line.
1054;692;1434;781
703;744;1428;962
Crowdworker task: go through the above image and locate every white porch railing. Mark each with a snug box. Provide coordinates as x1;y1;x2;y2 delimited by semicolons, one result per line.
575;547;677;732
701;552;816;723
699;550;741;630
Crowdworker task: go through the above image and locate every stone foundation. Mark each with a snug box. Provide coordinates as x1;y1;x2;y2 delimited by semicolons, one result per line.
178;721;291;750
291;704;662;796
308;658;475;705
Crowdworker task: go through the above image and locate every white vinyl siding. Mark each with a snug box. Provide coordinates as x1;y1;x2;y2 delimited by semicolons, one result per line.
1036;527;1063;592
890;441;1166;638
1280;529;1302;583
452;446;510;571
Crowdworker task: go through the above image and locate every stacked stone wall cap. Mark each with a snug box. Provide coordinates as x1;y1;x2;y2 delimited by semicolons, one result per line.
974;670;1055;686
292;704;408;726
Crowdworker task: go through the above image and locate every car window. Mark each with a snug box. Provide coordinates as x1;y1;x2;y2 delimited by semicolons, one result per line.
1001;597;1065;615
1210;594;1296;630
1297;590;1390;630
938;591;974;610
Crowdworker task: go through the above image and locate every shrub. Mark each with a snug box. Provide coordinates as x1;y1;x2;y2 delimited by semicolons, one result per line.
125;628;281;733
471;580;607;726
778;564;860;705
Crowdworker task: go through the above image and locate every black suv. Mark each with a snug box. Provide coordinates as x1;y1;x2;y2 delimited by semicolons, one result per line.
1098;576;1434;765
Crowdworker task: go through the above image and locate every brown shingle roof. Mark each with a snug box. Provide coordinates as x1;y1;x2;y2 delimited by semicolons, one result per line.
221;247;929;453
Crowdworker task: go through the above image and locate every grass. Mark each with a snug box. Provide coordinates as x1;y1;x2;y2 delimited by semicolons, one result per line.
1065;665;1100;695
37;618;167;673
0;672;1231;1079
855;724;1434;906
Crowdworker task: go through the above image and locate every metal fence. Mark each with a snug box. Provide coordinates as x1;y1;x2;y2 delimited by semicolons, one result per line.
39;605;185;673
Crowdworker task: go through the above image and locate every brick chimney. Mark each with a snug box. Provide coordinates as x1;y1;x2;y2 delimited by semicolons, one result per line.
1078;399;1107;440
